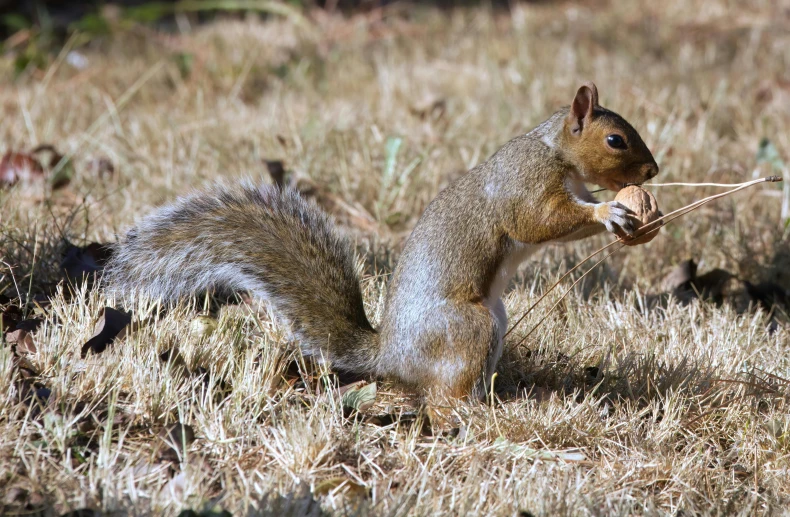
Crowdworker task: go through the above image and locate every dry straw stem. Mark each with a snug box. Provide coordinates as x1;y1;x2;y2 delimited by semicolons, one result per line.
506;176;784;343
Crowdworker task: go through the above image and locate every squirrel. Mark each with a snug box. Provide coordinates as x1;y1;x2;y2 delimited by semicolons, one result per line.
107;82;658;400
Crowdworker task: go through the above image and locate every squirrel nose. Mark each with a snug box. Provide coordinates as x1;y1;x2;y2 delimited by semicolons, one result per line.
644;161;659;180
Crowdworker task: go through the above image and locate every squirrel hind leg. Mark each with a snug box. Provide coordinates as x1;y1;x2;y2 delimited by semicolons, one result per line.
418;303;503;401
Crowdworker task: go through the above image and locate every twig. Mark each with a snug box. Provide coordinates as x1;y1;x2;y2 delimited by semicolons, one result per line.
644;182;768;188
503;238;622;338
632;176;781;237
505;176;783;344
513;245;624;350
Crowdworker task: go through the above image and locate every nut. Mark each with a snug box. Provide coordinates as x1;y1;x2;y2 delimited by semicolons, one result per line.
614;186;662;246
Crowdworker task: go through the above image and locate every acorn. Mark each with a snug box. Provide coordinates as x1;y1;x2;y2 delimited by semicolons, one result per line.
614;186;662;246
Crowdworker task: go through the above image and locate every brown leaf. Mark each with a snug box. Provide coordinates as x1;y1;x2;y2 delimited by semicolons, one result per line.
732;464;751;480
410;96;447;120
3;486;27;506
13;318;43;333
158;423;196;463
264;160;287;187
159;423;196;451
2;483;45;510
6;329;36;354
86;156;115;177
80;307;132;357
1;303;23;331
337;380;367;397
32;144;73;190
0;151;44;187
13;354;39;378
765;418;787;439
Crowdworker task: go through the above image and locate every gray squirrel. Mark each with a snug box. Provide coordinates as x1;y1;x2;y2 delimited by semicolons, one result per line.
107;82;658;399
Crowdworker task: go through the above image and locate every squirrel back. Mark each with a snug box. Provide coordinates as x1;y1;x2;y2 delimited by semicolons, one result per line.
107;183;380;373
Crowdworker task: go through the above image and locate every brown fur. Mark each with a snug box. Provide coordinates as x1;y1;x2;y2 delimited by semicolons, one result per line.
108;82;658;400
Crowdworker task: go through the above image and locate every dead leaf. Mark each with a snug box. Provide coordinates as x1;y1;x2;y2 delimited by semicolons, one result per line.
341;381;377;413
2;483;46;511
32;144;73;189
86;156;115;177
6;328;36;354
1;303;23;331
158;423;196;462
12;318;43;333
0;151;44;187
766;419;787;439
263;160;287;187
3;486;27;506
409;96;447;120
80;307;132;357
12;353;38;379
337;380;366;397
732;464;750;480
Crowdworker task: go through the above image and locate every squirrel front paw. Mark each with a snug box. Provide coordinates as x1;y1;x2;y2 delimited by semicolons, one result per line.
595;201;637;236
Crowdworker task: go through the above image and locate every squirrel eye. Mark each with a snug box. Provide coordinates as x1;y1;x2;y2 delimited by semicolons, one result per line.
606;134;627;150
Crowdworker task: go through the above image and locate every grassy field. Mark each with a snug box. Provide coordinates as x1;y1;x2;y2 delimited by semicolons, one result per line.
2;1;790;515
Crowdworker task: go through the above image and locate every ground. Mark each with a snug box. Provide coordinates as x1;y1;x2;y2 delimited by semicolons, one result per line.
1;1;790;515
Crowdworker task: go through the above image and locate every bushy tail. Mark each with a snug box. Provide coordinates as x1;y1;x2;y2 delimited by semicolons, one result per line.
106;182;379;373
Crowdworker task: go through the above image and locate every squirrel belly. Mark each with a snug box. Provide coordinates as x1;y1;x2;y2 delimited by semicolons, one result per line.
106;183;381;375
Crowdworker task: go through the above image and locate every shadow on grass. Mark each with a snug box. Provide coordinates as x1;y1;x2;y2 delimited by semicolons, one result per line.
495;341;788;416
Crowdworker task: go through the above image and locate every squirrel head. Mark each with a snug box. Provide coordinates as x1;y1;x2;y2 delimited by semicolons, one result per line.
559;82;659;192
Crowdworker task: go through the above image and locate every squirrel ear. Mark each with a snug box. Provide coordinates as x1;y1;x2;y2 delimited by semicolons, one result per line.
568;82;599;133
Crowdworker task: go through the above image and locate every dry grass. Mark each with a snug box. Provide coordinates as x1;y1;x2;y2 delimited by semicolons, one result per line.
2;1;790;515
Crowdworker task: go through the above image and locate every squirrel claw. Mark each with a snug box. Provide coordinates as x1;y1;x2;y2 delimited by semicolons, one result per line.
597;201;636;236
